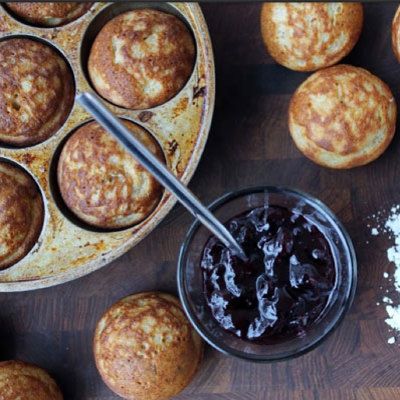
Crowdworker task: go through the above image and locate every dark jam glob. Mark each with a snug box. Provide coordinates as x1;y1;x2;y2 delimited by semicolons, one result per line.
201;206;336;343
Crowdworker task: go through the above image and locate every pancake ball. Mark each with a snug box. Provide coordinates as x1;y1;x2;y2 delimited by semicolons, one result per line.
0;38;74;147
88;9;195;109
58;120;164;229
392;6;400;62
260;3;363;71
6;2;92;27
94;292;203;400
0;162;44;270
289;65;397;169
0;360;63;400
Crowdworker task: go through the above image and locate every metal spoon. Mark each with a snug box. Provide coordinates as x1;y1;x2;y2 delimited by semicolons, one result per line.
77;92;247;260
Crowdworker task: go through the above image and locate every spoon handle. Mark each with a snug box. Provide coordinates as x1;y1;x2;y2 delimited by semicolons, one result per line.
77;93;247;260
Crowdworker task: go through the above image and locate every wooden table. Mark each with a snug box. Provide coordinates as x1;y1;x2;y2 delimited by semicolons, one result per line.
1;3;400;399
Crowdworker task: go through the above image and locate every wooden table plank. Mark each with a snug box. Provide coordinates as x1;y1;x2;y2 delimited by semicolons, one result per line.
1;3;400;399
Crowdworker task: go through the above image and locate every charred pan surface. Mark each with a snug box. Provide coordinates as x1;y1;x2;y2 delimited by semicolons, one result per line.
0;162;43;270
88;9;195;109
0;38;74;146
94;292;203;400
57;120;164;229
289;64;397;169
261;3;363;72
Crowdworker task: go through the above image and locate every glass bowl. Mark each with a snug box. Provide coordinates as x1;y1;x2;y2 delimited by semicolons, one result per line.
177;186;357;362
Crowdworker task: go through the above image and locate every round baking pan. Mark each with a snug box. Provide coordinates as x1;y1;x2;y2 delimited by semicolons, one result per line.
0;2;215;291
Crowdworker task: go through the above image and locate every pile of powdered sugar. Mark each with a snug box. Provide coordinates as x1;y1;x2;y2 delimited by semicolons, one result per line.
368;205;400;344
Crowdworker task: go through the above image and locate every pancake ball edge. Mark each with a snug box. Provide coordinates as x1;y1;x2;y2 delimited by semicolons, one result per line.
288;64;397;169
0;38;74;146
0;360;63;400
93;292;203;400
392;5;400;62
0;161;44;270
57;120;164;229
260;3;363;71
6;2;92;27
88;9;196;109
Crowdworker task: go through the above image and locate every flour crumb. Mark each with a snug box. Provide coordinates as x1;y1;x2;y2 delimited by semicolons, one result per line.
369;206;400;341
383;296;393;304
385;305;400;331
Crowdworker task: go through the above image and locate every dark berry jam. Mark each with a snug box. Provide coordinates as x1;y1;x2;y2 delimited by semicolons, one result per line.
201;206;336;344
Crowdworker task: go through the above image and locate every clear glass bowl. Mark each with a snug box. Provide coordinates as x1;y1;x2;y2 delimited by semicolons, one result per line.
177;186;357;362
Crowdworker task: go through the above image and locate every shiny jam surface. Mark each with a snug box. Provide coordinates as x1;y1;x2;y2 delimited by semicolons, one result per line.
201;206;336;343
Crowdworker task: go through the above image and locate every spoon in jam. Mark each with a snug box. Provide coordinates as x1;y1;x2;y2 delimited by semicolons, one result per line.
77;92;247;261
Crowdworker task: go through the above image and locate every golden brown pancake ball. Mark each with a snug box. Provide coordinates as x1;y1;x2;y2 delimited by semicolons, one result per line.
94;292;203;400
0;360;63;400
0;38;74;147
260;3;363;72
288;65;397;169
6;2;92;27
0;162;44;270
58;120;164;229
88;9;195;109
392;6;400;62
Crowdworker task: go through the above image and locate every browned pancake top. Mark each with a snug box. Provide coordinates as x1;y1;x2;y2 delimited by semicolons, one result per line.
58;120;164;229
289;64;397;169
94;292;203;400
88;9;195;109
392;6;400;62
6;2;92;27
0;361;63;400
0;38;74;146
261;3;363;72
0;162;44;270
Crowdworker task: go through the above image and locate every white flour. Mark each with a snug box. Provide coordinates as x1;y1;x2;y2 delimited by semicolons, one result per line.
368;205;400;344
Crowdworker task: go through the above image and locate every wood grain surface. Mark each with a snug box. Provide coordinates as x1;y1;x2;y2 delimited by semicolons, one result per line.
1;3;400;399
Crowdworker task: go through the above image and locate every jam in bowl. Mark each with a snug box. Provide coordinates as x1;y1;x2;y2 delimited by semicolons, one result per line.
177;187;356;362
